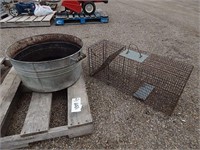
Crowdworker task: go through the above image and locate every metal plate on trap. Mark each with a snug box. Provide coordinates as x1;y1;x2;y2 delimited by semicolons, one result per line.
120;49;149;63
133;83;155;101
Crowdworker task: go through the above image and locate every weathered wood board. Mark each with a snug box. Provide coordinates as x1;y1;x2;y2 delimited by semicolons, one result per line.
0;67;21;136
21;93;52;136
0;11;56;28
68;76;93;128
1;124;93;149
0;57;5;64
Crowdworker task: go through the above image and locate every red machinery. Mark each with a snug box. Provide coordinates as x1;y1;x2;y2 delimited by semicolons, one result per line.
62;0;108;15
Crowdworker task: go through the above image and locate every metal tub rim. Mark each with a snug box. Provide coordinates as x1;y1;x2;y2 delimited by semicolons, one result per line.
6;33;83;64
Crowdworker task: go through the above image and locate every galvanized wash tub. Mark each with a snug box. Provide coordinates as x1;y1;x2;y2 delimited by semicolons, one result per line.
6;34;85;92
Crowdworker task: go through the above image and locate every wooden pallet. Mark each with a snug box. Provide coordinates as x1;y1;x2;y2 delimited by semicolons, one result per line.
0;12;9;20
0;57;12;84
55;9;109;25
0;58;93;149
0;11;56;28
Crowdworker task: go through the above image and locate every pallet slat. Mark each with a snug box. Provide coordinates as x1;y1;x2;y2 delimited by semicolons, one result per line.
69;14;73;19
7;16;22;22
0;124;93;149
0;57;5;64
0;68;21;136
1;14;54;28
68;76;93;128
0;57;12;84
0;16;13;23
75;14;79;18
34;16;46;22
42;11;56;21
21;93;52;136
24;16;36;22
16;16;30;22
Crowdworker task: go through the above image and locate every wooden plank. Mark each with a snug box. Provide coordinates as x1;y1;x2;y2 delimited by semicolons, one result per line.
68;76;93;128
7;16;22;23
34;16;46;22
0;13;8;20
42;11;56;21
68;123;93;138
0;57;11;84
0;67;21;136
0;67;20;104
69;14;73;19
0;16;13;23
0;67;11;84
0;57;5;64
0;124;93;149
16;16;30;22
9;144;29;149
75;14;79;18
21;93;52;136
24;16;36;22
0;21;51;28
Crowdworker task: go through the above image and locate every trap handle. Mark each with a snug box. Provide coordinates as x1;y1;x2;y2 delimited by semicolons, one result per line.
126;43;142;58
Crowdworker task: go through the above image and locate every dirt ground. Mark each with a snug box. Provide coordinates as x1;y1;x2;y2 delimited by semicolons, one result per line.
0;0;199;149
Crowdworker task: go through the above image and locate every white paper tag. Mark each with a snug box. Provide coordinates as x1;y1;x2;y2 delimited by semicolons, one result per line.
71;97;82;112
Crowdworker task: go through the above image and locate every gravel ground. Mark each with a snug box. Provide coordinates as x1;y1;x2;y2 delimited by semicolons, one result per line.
0;0;199;149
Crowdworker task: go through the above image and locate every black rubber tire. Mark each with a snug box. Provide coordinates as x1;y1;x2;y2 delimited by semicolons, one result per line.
82;2;96;15
9;6;19;17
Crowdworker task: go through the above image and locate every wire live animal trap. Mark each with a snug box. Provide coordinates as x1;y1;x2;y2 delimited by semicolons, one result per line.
88;40;193;115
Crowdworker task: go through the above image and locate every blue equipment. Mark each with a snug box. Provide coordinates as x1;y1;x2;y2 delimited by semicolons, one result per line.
9;2;35;17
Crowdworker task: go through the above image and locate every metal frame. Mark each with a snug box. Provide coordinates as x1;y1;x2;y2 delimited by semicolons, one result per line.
88;40;194;115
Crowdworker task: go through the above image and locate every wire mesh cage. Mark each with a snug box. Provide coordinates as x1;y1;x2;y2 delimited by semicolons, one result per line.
88;40;194;115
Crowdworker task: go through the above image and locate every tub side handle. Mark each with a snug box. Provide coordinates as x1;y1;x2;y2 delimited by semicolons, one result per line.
70;52;86;63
